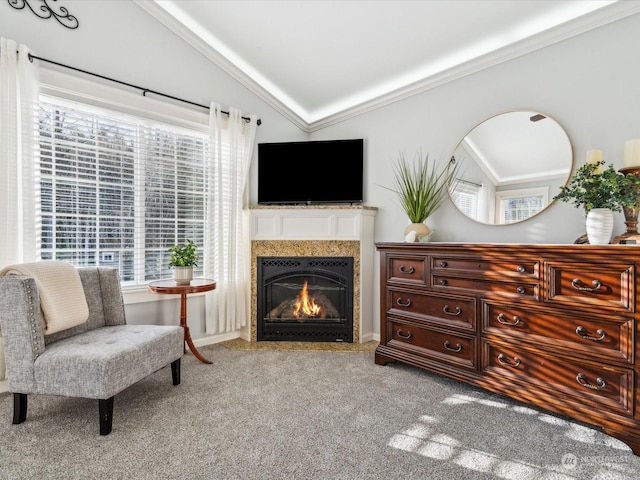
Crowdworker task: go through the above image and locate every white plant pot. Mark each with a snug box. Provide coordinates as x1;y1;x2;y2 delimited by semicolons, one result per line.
173;266;193;285
586;208;614;245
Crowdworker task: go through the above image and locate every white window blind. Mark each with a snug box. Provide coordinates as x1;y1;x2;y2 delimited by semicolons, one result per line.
495;187;548;225
38;98;208;285
451;180;481;219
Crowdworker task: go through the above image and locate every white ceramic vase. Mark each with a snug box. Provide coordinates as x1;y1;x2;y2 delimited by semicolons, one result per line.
586;208;614;245
173;266;193;285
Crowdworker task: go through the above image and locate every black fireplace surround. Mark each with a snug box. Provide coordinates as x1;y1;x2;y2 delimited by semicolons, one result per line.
257;256;354;342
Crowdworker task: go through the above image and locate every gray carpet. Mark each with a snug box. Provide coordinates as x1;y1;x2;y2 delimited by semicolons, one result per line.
1;344;639;479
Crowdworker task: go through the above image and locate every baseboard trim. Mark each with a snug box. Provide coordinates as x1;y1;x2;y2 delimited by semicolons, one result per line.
193;331;241;347
361;332;380;343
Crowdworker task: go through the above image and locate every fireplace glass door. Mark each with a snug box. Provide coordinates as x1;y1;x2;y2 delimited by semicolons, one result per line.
257;257;353;342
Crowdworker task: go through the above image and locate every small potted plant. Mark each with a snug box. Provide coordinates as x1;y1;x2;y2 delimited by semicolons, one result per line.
168;240;199;284
383;151;459;241
553;160;640;244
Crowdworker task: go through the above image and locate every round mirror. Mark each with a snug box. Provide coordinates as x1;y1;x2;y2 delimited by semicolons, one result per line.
449;111;573;225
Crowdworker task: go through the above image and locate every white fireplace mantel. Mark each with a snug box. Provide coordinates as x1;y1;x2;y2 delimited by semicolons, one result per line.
249;205;377;241
248;205;377;343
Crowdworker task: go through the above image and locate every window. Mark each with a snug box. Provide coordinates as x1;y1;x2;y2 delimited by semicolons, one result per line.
495;187;549;225
451;180;482;219
38;97;208;285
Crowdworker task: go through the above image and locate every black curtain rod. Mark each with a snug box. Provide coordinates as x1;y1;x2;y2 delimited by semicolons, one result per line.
27;53;261;126
457;178;483;188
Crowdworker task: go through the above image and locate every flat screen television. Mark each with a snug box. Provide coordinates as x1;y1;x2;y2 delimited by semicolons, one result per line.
257;139;364;205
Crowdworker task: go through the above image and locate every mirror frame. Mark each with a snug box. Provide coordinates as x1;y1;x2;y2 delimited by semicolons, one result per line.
449;110;573;225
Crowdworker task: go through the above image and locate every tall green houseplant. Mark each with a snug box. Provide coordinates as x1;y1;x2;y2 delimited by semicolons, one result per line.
384;152;459;239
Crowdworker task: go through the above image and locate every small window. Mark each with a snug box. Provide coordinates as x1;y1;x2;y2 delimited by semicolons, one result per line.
495;187;549;225
451;180;482;219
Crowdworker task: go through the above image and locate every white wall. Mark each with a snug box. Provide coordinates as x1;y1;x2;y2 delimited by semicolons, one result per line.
309;12;640;246
3;2;640;341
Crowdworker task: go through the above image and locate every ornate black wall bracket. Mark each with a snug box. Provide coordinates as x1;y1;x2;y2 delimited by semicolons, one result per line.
8;0;79;29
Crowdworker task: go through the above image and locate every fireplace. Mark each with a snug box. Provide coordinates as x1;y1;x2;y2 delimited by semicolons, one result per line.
257;256;354;342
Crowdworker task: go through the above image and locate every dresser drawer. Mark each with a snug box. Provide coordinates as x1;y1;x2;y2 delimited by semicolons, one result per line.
482;301;633;363
482;342;633;416
545;262;634;312
432;256;539;279
388;288;476;331
387;255;427;286
387;319;476;369
432;275;539;300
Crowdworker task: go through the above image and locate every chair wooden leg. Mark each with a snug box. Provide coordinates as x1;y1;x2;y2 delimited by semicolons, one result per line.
171;358;181;386
13;393;27;424
99;397;114;435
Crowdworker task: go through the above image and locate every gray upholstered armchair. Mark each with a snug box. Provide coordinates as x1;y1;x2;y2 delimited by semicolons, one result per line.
0;264;184;435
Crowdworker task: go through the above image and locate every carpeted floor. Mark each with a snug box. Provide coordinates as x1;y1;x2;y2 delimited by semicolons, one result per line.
1;344;639;479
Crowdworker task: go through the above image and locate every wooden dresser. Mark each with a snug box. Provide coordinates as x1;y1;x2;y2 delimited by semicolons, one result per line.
375;242;640;455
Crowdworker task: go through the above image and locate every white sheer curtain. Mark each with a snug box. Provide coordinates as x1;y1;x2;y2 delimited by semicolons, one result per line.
0;38;39;266
204;104;258;334
0;38;40;381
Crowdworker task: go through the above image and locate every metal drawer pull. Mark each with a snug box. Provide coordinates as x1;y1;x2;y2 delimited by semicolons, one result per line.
396;298;412;307
399;265;415;274
576;373;606;391
575;326;606;341
497;313;521;326
497;353;521;368
516;287;526;294
444;341;462;352
516;265;526;273
443;305;462;316
396;329;412;340
439;280;448;286
439;261;448;267
571;278;602;292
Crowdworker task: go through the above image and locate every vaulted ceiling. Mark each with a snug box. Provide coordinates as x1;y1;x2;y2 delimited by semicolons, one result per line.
135;1;640;132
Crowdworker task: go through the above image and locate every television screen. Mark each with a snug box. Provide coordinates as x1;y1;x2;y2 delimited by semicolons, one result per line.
257;139;364;205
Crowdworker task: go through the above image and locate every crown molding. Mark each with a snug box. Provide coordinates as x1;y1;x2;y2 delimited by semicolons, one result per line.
135;1;640;133
133;0;310;132
306;2;640;131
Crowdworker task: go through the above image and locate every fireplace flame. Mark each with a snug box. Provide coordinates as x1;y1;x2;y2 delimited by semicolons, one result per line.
293;280;321;318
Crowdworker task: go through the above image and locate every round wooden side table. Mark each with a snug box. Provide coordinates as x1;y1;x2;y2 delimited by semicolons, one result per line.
148;278;216;364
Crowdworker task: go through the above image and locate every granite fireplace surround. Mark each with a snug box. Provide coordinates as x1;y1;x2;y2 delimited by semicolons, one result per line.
248;206;377;344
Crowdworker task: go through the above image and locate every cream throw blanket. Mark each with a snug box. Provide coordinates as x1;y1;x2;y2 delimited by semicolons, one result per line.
0;261;89;335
